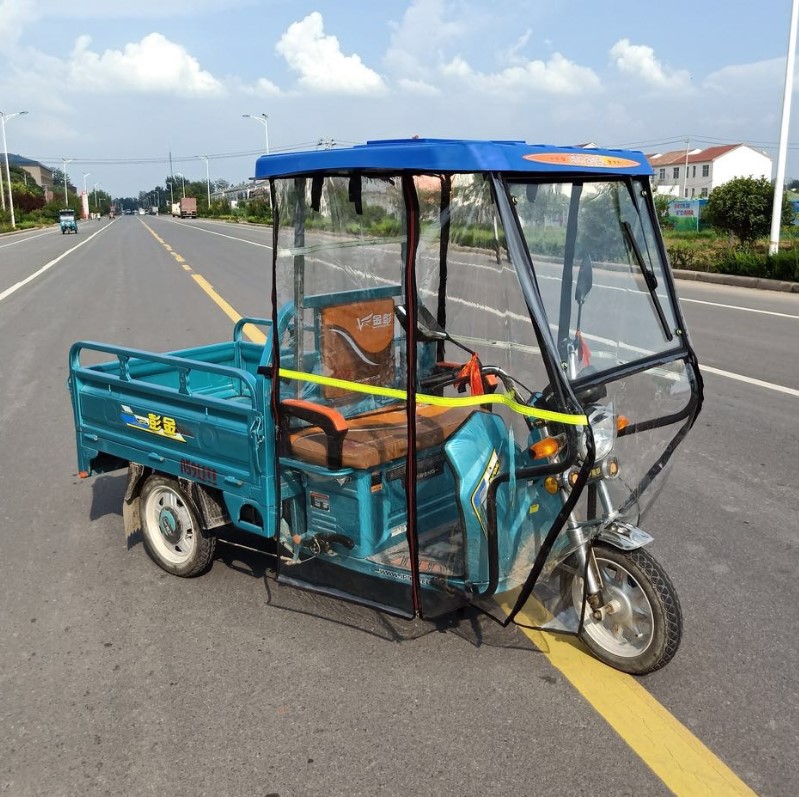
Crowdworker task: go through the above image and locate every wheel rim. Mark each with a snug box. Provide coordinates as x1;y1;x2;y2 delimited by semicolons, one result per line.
574;554;655;659
143;485;197;565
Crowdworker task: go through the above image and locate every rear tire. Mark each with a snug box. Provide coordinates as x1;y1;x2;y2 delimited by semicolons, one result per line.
140;475;215;577
571;543;682;675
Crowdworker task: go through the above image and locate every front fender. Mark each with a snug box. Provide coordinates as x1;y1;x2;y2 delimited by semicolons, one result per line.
597;521;653;551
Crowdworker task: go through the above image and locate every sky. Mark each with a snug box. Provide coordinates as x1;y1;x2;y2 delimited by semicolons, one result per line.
3;0;799;198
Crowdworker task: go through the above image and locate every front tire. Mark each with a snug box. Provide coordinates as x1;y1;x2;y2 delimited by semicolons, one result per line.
571;543;682;675
140;475;215;577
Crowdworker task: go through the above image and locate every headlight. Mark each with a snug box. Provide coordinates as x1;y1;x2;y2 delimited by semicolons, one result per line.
578;404;616;461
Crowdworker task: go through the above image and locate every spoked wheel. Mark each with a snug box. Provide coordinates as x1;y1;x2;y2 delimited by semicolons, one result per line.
571;543;682;675
140;475;215;577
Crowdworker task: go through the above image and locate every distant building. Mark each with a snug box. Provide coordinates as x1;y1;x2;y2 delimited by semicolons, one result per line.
8;154;54;198
647;144;772;198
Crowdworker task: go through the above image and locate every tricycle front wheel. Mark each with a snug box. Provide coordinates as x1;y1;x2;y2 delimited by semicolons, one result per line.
570;543;682;675
140;475;215;577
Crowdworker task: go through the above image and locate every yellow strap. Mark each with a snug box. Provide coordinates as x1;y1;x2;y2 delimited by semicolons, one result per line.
278;368;587;426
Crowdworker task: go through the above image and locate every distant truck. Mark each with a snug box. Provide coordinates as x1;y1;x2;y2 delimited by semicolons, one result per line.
171;203;180;217
179;197;197;219
109;204;116;219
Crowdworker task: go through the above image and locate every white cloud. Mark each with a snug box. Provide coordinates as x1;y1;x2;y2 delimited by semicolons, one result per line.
500;29;533;67
66;33;223;96
610;39;691;91
275;12;386;95
441;52;601;96
0;0;38;53
385;0;466;77
240;77;282;97
397;78;440;96
703;57;784;95
441;56;471;79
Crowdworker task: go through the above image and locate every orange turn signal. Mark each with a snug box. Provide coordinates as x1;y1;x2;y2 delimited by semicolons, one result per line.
544;476;559;494
530;436;561;459
616;415;630;432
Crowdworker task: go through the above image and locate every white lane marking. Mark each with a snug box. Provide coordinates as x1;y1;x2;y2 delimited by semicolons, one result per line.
0;223;113;303
700;365;799;397
682;297;799;321
165;218;272;249
154;223;799;398
0;229;55;248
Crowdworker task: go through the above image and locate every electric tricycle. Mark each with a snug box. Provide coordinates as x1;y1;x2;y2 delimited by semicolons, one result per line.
59;208;78;234
69;139;703;674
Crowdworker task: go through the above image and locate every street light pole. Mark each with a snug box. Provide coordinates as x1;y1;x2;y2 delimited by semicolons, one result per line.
62;158;73;205
1;110;29;228
770;0;799;254
243;113;270;154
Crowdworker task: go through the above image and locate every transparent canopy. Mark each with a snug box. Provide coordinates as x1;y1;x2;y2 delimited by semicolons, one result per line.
266;164;700;631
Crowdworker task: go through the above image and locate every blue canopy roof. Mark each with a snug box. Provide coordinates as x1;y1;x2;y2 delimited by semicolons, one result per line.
254;138;652;179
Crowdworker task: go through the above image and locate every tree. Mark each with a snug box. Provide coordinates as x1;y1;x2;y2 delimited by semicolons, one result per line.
704;176;793;245
50;168;76;197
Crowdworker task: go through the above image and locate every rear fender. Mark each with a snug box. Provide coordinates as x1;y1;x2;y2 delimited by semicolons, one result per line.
122;462;231;541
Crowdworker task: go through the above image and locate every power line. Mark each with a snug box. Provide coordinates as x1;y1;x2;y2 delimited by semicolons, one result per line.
615;133;799;152
32;140;352;170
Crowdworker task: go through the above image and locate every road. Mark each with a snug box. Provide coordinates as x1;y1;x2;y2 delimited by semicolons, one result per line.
1;216;797;796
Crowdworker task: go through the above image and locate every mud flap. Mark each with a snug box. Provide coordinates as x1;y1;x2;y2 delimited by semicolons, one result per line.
122;494;142;548
122;463;145;546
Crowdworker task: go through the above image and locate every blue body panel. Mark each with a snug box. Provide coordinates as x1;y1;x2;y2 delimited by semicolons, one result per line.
255;138;652;180
69;318;278;537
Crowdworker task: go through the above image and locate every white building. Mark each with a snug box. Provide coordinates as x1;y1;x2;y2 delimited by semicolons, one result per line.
648;144;772;198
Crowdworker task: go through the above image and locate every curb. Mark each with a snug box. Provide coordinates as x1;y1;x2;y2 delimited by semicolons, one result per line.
673;269;799;293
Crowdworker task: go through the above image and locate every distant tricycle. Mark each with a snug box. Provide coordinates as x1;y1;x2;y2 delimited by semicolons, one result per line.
69;138;703;674
59;209;77;234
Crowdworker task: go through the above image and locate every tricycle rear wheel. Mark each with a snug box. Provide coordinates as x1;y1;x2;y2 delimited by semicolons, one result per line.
140;475;215;577
570;543;682;675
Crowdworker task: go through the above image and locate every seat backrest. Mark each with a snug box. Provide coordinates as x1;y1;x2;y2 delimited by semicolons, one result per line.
319;297;396;403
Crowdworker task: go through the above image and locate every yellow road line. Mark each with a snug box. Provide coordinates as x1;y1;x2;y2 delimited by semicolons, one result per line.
507;614;758;796
148;221;757;797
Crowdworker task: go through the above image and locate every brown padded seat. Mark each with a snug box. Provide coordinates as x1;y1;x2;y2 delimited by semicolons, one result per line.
288;404;475;470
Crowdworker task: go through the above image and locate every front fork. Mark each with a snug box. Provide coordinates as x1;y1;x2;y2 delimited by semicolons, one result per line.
562;479;635;619
562;497;605;617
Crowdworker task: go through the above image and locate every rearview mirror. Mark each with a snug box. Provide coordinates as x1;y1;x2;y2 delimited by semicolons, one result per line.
575;254;593;305
395;304;447;342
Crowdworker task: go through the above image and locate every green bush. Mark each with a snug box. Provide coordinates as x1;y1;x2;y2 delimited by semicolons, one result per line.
766;250;799;281
714;249;767;277
704;176;793;244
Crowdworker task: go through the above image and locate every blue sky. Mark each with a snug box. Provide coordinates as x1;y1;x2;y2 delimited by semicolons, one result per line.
3;0;799;197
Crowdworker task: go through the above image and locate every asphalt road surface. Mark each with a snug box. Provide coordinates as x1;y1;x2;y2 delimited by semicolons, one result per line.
1;216;797;797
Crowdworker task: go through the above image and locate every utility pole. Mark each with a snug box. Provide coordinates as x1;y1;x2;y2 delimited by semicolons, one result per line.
198;155;211;208
682;139;690;199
